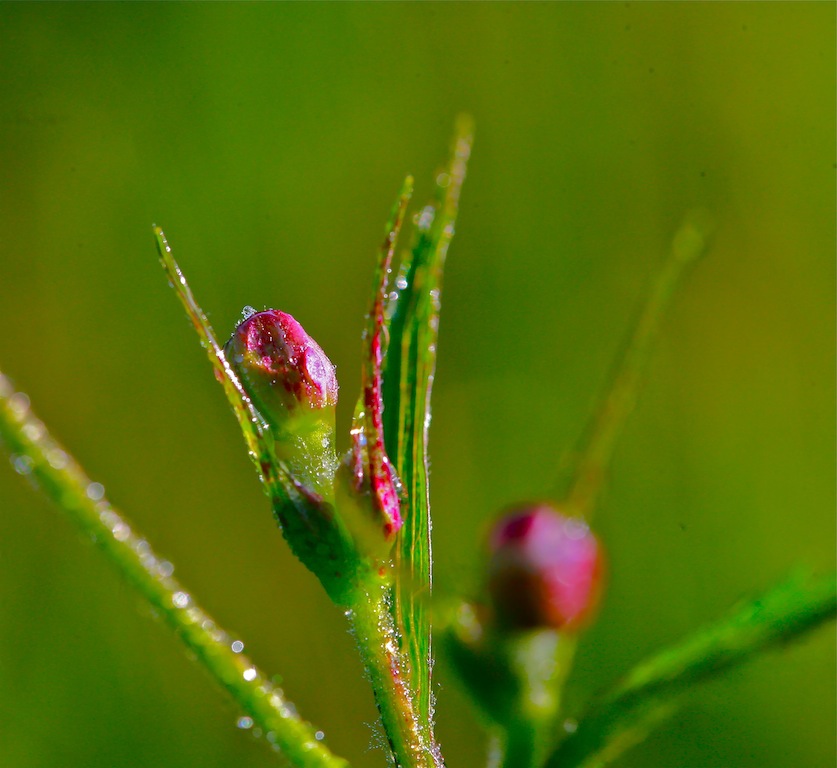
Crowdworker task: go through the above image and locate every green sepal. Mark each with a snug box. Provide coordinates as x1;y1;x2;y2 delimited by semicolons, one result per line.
444;601;577;768
270;485;360;607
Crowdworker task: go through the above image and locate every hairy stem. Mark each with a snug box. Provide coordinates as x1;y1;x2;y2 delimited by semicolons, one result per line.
0;370;348;768
346;572;441;768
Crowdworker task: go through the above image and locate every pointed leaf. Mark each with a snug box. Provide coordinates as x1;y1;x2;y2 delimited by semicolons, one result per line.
383;116;474;741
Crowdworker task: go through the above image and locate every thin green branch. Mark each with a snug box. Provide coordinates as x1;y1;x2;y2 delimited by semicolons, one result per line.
0;370;348;768
545;570;837;768
562;211;714;519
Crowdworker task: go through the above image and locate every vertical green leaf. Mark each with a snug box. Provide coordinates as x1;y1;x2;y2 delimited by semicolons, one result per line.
383;117;474;743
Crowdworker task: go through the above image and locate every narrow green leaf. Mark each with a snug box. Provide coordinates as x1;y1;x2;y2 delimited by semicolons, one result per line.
383;116;474;745
154;226;269;452
560;210;714;520
0;370;348;768
545;570;837;768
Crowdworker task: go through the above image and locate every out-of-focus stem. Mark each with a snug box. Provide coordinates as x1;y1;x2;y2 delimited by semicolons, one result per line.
563;211;714;519
0;370;348;768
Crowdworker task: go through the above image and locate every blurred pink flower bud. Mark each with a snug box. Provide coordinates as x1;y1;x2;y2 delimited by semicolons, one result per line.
488;504;604;632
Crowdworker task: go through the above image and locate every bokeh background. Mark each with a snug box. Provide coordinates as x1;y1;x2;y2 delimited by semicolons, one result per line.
0;4;834;767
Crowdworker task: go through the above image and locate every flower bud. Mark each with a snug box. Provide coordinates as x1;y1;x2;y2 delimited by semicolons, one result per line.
225;309;338;498
226;309;337;411
487;504;604;632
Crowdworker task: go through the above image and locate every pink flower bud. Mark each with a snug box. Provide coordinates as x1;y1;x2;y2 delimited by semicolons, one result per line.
225;309;339;502
225;309;338;416
488;504;604;632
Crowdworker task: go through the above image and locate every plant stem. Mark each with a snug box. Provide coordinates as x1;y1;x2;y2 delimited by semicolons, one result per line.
346;571;441;768
562;211;714;520
545;570;837;768
496;631;575;768
0;369;349;768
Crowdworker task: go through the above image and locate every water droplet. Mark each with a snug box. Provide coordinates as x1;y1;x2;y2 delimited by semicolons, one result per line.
563;718;578;734
563;519;590;540
395;275;408;290
241;306;257;320
315;730;325;741
231;640;245;654
86;482;105;501
172;591;190;609
418;206;435;230
12;455;33;475
157;561;174;578
99;507;118;528
237;716;254;730
46;448;68;470
111;521;130;541
243;667;257;682
436;172;451;188
22;420;44;441
8;392;30;418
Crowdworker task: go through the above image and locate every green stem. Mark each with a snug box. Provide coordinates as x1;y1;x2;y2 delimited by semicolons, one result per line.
545;570;837;768
0;370;348;768
562;211;714;519
346;572;440;768
498;631;576;768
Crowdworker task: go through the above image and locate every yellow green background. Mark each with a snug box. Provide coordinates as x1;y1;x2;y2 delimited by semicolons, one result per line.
0;4;833;767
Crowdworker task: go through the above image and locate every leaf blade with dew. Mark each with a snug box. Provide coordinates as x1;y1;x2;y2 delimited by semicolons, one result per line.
153;226;269;450
0;370;349;768
383;116;474;753
545;570;837;768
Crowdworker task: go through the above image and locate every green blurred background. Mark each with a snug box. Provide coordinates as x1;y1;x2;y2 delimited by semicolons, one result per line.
0;4;834;767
